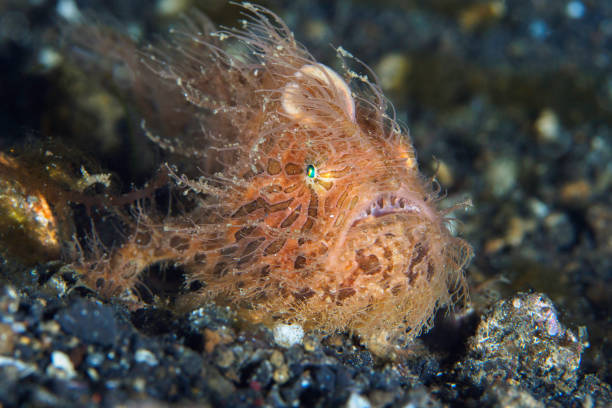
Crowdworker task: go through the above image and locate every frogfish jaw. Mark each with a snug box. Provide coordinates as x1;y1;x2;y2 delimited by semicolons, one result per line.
320;189;458;344
326;189;441;272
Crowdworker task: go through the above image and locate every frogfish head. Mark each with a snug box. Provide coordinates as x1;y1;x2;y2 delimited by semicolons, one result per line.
230;60;472;343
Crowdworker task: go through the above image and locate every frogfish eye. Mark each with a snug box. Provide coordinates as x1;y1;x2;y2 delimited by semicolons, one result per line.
306;164;316;179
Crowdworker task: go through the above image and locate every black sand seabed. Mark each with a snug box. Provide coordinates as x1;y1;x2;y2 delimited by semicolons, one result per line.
0;1;610;406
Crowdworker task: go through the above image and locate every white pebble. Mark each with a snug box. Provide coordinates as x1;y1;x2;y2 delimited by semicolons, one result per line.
156;0;190;16
346;392;371;408
38;47;62;70
56;0;81;22
48;351;76;379
134;348;159;366
535;109;561;142
273;324;304;348
485;157;517;197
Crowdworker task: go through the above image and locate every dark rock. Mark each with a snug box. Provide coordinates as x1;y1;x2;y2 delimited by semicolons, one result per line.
56;299;118;347
456;292;585;405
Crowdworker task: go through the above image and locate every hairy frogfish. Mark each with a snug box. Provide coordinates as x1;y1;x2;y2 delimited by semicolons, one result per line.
75;3;472;349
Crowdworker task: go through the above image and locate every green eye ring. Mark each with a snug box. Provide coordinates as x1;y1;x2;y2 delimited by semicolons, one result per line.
306;164;316;179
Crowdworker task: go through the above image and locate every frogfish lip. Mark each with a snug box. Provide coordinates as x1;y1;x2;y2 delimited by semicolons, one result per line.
348;190;436;228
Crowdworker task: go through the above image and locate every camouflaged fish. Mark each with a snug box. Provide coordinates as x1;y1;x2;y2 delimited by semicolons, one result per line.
77;3;472;348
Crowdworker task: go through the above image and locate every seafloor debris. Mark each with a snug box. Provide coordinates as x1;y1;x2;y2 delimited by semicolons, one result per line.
0;155;61;263
0;143;119;266
456;292;586;402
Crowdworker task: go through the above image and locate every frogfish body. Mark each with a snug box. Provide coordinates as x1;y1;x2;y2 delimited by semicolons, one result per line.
78;4;472;348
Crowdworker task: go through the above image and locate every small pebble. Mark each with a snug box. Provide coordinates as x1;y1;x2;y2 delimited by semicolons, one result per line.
435;160;454;187
47;351;76;379
270;350;284;368
86;352;105;367
560;179;591;203
273;324;304;348
56;0;81;22
484;237;506;254
566;1;585;19
304;19;332;43
527;198;549;219
11;322;26;334
270;350;290;384
303;336;319;352
529;20;549;40
204;328;222;353
215;348;235;369
505;217;535;247
376;53;411;92
544;212;575;248
535;109;561;142
133;377;146;393
156;0;190;16
39;321;60;335
346;392;371;408
459;1;506;30
86;367;99;381
0;287;19;315
273;364;290;384
38;47;62;70
134;349;158;366
0;323;16;355
485;157;517;197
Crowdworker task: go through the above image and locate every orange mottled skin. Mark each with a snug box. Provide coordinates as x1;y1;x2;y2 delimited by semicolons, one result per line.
77;4;472;348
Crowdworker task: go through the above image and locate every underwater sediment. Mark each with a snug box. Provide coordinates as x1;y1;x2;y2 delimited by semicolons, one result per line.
0;1;610;406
